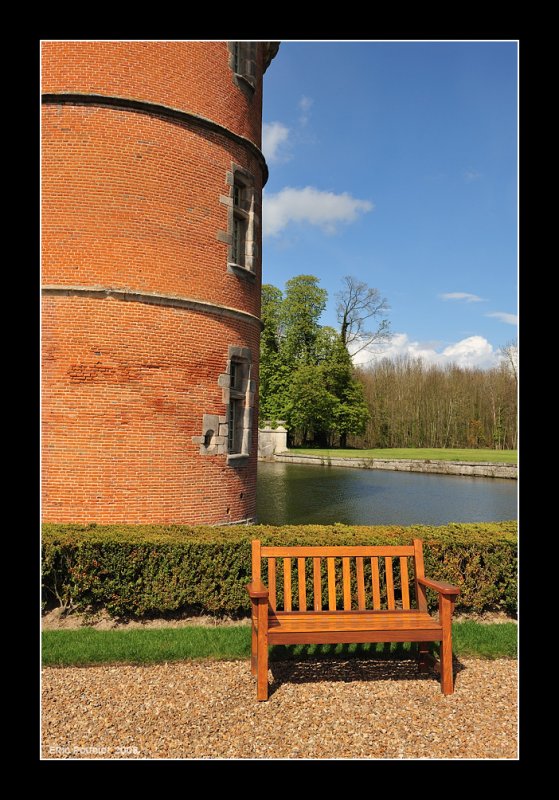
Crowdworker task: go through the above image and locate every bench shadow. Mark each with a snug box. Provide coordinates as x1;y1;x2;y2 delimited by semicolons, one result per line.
268;643;466;698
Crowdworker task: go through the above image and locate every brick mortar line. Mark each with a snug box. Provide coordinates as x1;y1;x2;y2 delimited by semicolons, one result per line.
41;285;263;329
41;92;269;185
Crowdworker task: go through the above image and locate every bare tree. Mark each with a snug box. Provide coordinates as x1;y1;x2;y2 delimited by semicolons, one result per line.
499;339;518;384
336;276;391;356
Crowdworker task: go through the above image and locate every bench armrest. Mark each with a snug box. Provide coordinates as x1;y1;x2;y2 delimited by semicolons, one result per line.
246;580;269;599
417;576;460;596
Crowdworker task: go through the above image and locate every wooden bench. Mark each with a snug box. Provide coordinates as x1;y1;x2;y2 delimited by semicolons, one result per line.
246;538;460;700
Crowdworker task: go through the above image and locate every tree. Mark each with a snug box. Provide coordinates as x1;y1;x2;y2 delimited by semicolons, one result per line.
259;284;290;423
336;275;391;356
258;274;376;447
499;339;518;385
282;275;327;365
285;365;340;447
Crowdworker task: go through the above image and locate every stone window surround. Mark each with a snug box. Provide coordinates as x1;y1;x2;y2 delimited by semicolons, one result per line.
227;42;257;92
217;164;259;282
192;345;255;464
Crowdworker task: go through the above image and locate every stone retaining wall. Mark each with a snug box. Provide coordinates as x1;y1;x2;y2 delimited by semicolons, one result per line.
270;453;517;479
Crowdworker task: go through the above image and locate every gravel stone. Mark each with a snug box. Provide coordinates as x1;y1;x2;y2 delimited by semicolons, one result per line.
41;658;517;760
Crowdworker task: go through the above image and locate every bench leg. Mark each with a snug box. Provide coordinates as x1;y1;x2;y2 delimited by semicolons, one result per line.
439;595;454;695
256;601;269;701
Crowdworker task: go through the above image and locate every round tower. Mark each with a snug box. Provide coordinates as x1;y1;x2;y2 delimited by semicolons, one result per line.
41;41;279;524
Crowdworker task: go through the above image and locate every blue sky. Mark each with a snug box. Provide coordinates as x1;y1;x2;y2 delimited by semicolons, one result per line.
261;41;518;369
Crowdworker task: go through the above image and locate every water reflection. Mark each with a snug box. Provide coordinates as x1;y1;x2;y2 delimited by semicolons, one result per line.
256;461;517;525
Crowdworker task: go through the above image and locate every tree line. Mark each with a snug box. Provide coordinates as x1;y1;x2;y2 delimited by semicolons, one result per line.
259;274;517;450
352;357;517;450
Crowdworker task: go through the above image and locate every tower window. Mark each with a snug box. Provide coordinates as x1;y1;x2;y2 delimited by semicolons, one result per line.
228;397;242;453
232;179;248;268
233;42;242;75
228;42;257;91
226;354;251;459
226;167;256;276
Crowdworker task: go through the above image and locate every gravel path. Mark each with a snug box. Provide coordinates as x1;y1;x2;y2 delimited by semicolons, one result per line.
42;658;517;760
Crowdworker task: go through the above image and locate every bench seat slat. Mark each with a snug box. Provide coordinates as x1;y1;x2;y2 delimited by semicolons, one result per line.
269;610;441;632
268;628;443;645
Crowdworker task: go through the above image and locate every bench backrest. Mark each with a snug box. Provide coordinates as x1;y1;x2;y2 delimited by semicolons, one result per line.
252;539;428;613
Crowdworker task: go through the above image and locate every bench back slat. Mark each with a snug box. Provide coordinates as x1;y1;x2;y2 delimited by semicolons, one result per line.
413;538;428;612
371;557;381;609
254;540;425;614
298;558;307;611
284;558;292;611
342;557;351;610
313;557;322;611
400;557;410;610
385;556;395;610
356;557;366;610
327;558;336;611
268;557;277;611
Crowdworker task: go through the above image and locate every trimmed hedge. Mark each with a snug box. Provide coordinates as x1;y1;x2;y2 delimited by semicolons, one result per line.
42;522;517;618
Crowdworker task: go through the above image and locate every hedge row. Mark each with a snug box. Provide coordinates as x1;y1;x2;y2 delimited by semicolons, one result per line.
42;522;517;617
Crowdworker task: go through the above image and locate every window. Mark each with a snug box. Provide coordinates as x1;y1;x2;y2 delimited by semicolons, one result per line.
232;177;248;268
228;359;245;454
233;42;242;75
228;42;257;91
192;346;254;461
228;398;241;453
224;167;256;277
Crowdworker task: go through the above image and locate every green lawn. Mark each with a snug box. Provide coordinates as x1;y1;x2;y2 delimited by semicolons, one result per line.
42;621;517;667
292;448;517;464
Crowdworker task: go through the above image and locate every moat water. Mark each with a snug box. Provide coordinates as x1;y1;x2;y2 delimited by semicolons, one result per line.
256;461;517;525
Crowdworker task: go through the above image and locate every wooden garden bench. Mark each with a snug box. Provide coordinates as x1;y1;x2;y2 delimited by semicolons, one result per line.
247;538;460;700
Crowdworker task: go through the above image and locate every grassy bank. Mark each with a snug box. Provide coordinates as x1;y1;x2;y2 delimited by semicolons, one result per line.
291;448;517;464
42;622;517;667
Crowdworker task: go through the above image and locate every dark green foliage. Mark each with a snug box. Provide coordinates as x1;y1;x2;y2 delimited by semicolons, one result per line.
42;522;517;619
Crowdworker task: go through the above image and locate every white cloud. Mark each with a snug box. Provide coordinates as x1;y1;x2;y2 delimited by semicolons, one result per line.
464;169;482;182
352;333;499;370
439;292;485;303
263;186;373;238
486;311;518;325
262;122;290;164
298;95;313;126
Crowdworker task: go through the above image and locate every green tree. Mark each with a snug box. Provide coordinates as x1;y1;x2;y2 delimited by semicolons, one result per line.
259;284;290;422
259;274;376;446
285;365;340;447
282;275;327;365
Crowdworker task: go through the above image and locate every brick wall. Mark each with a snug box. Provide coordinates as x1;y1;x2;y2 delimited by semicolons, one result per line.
41;41;272;523
41;41;265;146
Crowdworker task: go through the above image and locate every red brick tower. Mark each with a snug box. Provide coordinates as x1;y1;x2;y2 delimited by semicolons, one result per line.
41;41;279;524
